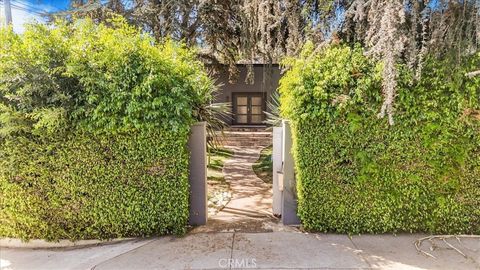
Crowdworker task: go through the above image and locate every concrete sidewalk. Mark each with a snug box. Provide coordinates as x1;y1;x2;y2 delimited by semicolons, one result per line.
1;232;479;270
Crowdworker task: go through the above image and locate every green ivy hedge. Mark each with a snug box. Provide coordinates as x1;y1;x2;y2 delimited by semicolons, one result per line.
0;130;189;240
0;18;212;240
280;43;480;234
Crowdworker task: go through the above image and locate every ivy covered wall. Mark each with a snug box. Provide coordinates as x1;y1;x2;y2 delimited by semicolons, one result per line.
0;18;213;240
280;43;480;234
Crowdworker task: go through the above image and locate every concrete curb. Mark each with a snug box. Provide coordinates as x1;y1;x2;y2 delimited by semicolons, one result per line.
0;237;136;249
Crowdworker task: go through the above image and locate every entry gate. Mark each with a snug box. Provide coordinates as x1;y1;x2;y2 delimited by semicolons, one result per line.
188;120;300;226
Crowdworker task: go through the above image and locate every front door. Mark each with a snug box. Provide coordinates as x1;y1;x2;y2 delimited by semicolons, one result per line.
233;93;265;125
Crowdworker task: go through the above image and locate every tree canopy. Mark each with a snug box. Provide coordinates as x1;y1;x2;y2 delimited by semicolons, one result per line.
59;0;479;124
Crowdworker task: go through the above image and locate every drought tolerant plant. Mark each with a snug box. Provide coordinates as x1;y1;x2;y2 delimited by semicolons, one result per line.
264;90;282;128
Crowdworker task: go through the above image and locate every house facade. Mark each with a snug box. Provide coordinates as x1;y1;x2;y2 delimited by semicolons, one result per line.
214;64;281;126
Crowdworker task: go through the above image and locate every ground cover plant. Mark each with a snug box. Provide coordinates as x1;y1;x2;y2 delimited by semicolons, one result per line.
253;145;273;184
207;147;233;214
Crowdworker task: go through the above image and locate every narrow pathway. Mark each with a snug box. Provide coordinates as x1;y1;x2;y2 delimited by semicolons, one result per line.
193;130;278;233
215;145;273;225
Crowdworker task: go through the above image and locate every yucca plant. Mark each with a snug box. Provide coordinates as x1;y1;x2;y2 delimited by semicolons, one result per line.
197;102;231;148
192;81;232;149
264;90;282;128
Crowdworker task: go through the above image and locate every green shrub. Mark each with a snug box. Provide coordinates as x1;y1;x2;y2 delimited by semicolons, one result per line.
0;18;212;240
0;130;189;240
0;17;213;135
280;43;480;234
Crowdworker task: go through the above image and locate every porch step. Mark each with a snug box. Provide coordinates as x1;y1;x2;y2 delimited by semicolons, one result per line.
215;130;272;147
226;126;268;132
220;132;271;137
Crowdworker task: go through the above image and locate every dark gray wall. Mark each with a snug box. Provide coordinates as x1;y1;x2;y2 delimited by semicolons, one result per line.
213;64;281;125
188;122;207;225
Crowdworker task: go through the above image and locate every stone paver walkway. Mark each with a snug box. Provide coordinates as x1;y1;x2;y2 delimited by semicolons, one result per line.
194;144;277;233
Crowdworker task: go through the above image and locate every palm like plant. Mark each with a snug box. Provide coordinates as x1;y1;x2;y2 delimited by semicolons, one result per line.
264;91;281;128
192;79;232;149
194;101;231;149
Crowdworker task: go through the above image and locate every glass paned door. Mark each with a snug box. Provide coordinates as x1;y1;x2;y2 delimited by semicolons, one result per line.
235;96;248;124
250;96;263;124
233;93;265;125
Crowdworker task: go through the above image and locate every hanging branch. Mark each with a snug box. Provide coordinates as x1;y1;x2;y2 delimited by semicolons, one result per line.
62;0;479;91
415;235;480;259
364;0;407;126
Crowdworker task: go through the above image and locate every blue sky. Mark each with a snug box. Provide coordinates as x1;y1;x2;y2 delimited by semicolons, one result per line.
1;0;69;32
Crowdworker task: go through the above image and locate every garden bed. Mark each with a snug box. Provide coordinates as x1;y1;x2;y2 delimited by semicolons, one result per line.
207;147;234;215
252;145;273;184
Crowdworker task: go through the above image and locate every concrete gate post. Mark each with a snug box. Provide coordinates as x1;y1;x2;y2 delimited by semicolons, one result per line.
272;127;283;216
281;120;301;225
188;122;207;225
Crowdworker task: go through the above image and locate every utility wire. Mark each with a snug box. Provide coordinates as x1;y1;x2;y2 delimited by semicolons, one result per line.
12;0;51;14
15;2;50;13
0;0;52;16
10;3;46;16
